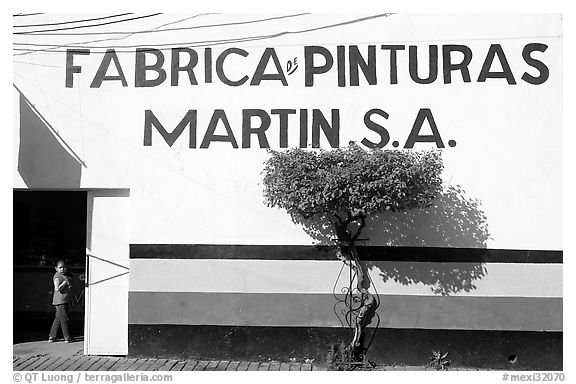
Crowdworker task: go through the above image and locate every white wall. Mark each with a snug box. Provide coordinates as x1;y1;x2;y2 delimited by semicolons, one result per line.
13;14;562;250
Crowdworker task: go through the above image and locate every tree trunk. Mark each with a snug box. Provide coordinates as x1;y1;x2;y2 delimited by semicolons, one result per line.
348;245;377;358
334;212;378;360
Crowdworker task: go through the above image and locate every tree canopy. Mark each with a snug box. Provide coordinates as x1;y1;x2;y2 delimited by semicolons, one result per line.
262;144;444;220
262;144;446;359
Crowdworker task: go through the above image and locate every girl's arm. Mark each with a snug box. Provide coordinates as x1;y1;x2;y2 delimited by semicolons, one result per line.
54;277;69;292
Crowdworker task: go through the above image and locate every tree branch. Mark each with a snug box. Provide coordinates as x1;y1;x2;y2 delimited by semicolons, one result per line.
351;215;366;242
334;214;344;225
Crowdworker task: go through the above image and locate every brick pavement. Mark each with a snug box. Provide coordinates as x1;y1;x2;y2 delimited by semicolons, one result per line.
14;354;485;371
13;355;321;371
14;341;483;372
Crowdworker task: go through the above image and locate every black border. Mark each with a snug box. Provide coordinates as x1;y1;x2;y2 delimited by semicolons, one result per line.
130;244;562;263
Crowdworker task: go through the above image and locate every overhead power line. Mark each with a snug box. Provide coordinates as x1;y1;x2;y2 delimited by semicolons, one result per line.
13;13;44;17
13;36;256;49
13;32;560;56
13;13;308;36
12;60;62;68
14;13;162;34
12;14;393;55
13;13;215;58
14;13;133;28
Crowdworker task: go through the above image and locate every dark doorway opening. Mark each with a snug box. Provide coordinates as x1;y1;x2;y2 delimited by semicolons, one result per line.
13;190;87;343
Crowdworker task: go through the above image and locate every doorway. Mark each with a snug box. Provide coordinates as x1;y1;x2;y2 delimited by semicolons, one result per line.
13;190;87;343
13;189;130;355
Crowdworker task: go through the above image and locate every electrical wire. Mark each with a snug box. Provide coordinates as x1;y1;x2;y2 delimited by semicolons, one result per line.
14;13;133;28
13;32;560;56
14;13;162;34
13;13;309;36
14;35;268;49
14;13;215;58
12;60;62;68
12;14;390;55
13;13;44;17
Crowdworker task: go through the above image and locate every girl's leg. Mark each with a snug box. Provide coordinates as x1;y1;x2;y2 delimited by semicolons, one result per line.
49;307;60;340
55;304;71;341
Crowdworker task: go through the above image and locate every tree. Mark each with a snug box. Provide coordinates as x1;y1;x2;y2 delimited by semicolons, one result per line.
262;143;444;361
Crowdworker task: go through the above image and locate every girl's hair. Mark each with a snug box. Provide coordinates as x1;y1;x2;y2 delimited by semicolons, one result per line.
55;259;67;267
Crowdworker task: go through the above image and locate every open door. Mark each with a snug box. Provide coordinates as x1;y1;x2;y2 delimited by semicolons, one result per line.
84;190;130;355
13;190;87;343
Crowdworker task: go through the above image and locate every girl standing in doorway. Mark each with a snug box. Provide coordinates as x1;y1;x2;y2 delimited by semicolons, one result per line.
48;260;73;342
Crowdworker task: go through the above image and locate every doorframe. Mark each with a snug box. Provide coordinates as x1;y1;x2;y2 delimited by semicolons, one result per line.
84;188;130;356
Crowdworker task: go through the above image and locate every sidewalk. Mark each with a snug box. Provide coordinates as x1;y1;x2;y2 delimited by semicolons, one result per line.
14;339;482;372
13;355;319;371
13;339;320;371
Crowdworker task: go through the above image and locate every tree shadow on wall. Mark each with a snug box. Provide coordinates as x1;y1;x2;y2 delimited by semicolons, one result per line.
290;185;491;296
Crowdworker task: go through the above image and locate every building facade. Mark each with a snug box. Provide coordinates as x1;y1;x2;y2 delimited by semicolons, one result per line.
13;13;562;369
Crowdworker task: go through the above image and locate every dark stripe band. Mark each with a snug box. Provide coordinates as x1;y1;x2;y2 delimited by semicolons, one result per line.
128;324;563;370
128;292;562;331
130;244;562;263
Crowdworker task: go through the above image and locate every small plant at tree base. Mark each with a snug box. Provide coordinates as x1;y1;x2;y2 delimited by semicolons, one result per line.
327;341;352;371
327;341;375;371
262;144;444;359
427;350;451;371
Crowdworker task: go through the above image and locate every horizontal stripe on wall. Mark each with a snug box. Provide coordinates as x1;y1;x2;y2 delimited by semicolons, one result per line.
128;325;563;370
128;292;562;331
129;259;562;298
130;244;562;263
